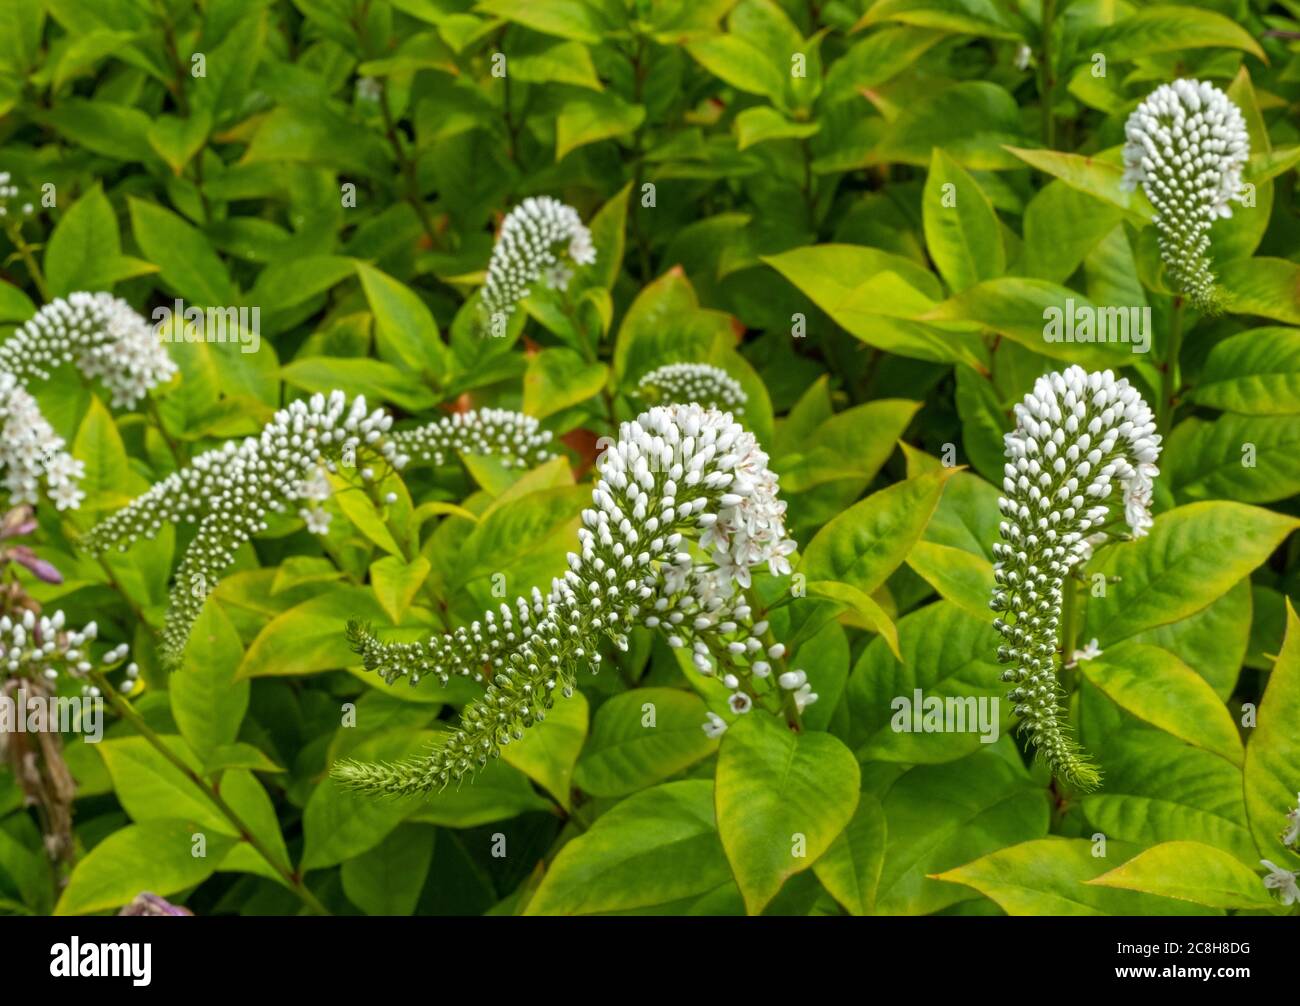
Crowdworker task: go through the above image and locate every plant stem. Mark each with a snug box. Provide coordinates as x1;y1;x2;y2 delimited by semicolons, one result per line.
5;223;49;302
145;396;187;468
1038;0;1057;148
744;585;803;732
88;668;332;916
1158;295;1184;431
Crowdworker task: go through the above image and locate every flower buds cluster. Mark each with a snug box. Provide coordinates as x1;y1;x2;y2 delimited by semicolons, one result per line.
479;197;596;318
0;374;84;510
1120;79;1249;309
336;404;804;796
990;367;1161;791
84;396;552;667
0;609;97;683
0;293;177;408
0;171;34;220
637;363;748;415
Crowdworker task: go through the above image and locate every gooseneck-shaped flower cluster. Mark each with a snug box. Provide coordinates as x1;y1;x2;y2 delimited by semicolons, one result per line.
0;293;177;408
637;363;748;415
479;197;596;319
0;374;84;510
1120;79;1249;310
334;404;804;796
84;395;554;668
990;367;1161;791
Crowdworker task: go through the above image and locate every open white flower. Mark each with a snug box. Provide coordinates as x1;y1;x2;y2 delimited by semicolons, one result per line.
637;363;748;415
336;405;803;795
85;397;553;667
479;197;595;319
1261;860;1300;906
992;367;1161;791
1120;79;1249;309
0;293;176;408
1284;794;1300;848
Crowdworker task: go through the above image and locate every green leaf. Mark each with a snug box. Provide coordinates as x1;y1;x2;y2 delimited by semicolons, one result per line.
527;781;733;915
874;743;1048;915
1167;413;1300;504
1082;502;1300;645
854;0;1026;39
147;110;211;175
935;837;1219;915
871;82;1028;170
355;261;449;381
1190;327;1300;415
476;0;613;43
238;586;429;680
1244;600;1300;865
129;198;235;305
44;99;155;162
734;106;820;151
805;580;900;659
715;714;860;914
171;599;249;761
1083;5;1266;62
811;794;887;916
847;600;1005;764
340;824;436;916
922;148;1004;292
555;90;645;161
1218;258;1300;324
370;555;431;623
800;469;955;595
55;821;236;916
523;347;607;418
687;35;787;105
1089;841;1279;911
44;183;124;297
1077;643;1242;766
573;688;719;798
501;689;588;808
1004;146;1151;222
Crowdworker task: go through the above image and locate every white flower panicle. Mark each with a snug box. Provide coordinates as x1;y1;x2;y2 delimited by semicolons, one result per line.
637;363;748;415
991;367;1162;791
392;407;553;469
0;609;98;683
84;395;551;668
479;197;596;318
0;292;177;408
0;373;84;510
1120;79;1249;309
335;404;803;796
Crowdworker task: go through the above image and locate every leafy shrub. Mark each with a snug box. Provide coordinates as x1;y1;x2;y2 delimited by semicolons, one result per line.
0;0;1297;918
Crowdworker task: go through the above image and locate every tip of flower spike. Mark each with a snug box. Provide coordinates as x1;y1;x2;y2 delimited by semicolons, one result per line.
330;750;457;797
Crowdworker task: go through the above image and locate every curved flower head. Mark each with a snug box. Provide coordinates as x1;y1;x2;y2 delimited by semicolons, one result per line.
83;399;553;667
0;374;85;511
637;363;748;415
1120;79;1249;310
334;404;803;796
0;293;177;408
479;197;595;320
991;367;1162;791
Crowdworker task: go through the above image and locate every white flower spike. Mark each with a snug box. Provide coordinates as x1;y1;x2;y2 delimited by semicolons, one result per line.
991;367;1161;791
336;404;802;795
638;363;748;414
479;197;596;320
0;293;177;408
0;374;85;510
1120;79;1249;310
84;397;553;668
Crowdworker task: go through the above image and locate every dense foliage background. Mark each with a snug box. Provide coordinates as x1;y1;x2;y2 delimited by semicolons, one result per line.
1;0;1299;917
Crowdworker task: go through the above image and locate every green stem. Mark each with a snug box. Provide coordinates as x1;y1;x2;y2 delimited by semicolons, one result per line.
6;223;49;302
1158;295;1184;432
88;668;332;916
145;396;187;468
744;586;803;732
1038;0;1057;148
